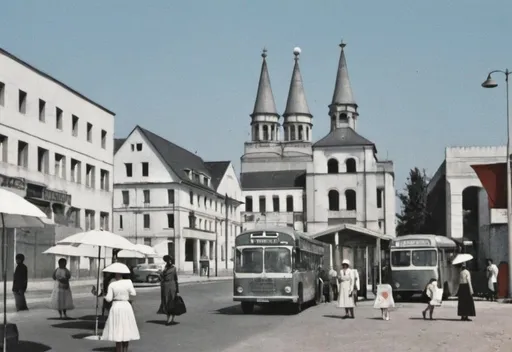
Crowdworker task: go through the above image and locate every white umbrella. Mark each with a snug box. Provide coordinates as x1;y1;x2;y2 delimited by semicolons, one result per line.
103;262;130;274
0;188;50;352
117;244;157;258
43;244;107;258
452;253;474;265
58;229;139;340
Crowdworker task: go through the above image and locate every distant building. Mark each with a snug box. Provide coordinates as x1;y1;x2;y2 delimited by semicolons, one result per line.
113;126;242;273
0;48;115;278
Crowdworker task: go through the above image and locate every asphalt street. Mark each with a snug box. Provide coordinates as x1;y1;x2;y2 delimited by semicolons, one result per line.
7;280;512;352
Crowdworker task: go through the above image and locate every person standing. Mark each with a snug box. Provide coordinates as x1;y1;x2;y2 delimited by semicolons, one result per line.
486;259;499;301
457;263;476;321
329;266;338;301
50;258;74;319
422;278;441;320
101;263;140;352
337;259;355;319
352;268;360;306
157;255;179;325
13;254;28;312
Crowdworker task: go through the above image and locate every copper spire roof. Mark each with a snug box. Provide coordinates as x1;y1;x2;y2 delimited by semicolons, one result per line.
283;48;312;117
331;41;357;106
251;48;279;117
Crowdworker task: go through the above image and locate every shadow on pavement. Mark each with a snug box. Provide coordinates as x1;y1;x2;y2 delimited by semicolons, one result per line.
51;320;105;330
12;341;52;352
76;315;106;322
71;332;98;339
408;317;462;322
146;320;180;326
46;317;76;321
323;315;343;319
214;304;297;316
91;348;116;352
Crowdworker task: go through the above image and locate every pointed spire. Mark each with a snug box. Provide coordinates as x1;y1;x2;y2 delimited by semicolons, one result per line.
331;40;356;106
251;48;279;117
283;47;312;117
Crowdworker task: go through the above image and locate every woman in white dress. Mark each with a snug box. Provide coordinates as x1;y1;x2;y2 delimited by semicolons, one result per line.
337;259;355;319
50;258;74;319
101;263;140;352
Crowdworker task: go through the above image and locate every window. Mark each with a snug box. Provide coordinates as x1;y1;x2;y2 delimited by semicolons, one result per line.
87;123;93;142
167;214;175;228
136;143;142;151
412;250;437;267
203;177;209;187
286;195;294;212
0;82;4;106
101;130;107;149
290;127;296;140
197;195;200;206
245;196;253;212
262;125;269;140
0;135;8;162
119;215;123;229
130;144;135;151
188;211;196;228
143;214;150;228
144;237;152;246
70;159;81;182
259;196;266;213
235;247;263;273
345;158;356;173
328;190;339;211
54;153;66;178
37;147;49;173
85;210;95;230
264;248;292;273
327;158;339;174
298;126;304;140
17;141;28;167
391;251;411;267
18;90;27;114
122;190;129;205
142;162;149;176
168;189;175;204
143;189;150;204
194;173;200;183
189;191;193;204
272;195;280;212
56;107;63;130
38;99;46;122
85;164;95;188
125;163;133;177
72;115;79;137
204;197;207;208
345;190;356;210
377;188;384;209
100;212;109;231
100;169;109;191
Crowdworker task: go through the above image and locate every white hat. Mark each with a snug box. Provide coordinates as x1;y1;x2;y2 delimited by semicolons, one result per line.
103;262;130;274
342;259;350;266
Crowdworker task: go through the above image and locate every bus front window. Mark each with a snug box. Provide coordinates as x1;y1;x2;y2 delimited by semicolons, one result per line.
235;248;263;273
264;247;292;273
391;250;411;267
412;250;437;267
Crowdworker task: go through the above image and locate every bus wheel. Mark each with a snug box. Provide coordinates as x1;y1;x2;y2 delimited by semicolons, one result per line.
241;302;254;314
294;286;303;314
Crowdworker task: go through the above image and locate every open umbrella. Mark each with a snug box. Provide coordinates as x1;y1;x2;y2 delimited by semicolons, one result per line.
43;244;108;258
0;188;50;352
117;244;157;259
103;262;131;274
452;253;474;266
57;229;139;340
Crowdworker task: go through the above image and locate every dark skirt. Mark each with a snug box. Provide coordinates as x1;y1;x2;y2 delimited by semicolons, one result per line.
457;283;476;317
13;291;28;311
157;280;177;315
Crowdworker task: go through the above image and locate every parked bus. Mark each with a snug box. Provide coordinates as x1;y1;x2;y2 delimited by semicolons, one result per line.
389;234;461;300
233;227;326;314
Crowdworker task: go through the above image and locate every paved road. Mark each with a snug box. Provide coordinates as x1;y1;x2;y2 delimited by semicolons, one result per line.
7;280;512;352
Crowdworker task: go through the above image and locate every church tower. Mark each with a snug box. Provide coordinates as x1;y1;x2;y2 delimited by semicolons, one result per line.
282;48;313;142
329;41;358;131
250;49;280;142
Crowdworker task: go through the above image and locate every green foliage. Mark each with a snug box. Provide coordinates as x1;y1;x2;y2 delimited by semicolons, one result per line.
396;167;431;236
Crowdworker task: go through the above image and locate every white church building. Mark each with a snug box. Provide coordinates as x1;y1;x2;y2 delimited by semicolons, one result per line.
240;42;396;273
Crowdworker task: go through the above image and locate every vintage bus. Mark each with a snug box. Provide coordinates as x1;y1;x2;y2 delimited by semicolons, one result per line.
389;234;461;300
233;227;326;314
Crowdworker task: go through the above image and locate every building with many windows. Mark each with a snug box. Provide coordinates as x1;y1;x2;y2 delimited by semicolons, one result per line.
113;126;242;273
0;48;115;278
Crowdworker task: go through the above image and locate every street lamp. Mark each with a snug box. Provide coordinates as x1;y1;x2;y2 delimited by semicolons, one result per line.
481;69;512;298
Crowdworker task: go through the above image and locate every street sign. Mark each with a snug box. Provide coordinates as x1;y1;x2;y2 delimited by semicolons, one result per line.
490;208;507;224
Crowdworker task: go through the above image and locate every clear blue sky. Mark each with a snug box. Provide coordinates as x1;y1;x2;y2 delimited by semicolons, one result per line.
1;1;511;194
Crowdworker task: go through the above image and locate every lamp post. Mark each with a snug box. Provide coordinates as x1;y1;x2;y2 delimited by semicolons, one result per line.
481;69;512;297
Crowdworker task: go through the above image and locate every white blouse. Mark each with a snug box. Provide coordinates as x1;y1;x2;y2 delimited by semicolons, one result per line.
105;279;136;303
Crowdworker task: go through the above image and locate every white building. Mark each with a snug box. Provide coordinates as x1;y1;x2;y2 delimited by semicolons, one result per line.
113;126;242;274
0;48;115;278
240;43;396;272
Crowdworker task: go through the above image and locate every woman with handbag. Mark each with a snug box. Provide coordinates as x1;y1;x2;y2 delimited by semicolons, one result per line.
50;258;74;319
157;255;180;325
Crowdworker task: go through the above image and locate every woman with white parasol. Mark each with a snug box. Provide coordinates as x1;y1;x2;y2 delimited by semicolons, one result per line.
101;262;140;352
452;254;476;321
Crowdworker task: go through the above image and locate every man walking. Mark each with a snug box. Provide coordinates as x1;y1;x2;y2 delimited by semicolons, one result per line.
13;254;28;311
486;258;499;301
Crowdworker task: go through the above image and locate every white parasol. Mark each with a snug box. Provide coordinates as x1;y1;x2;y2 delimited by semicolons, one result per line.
103;262;131;274
117;244;157;259
0;188;51;352
43;244;108;258
452;253;474;265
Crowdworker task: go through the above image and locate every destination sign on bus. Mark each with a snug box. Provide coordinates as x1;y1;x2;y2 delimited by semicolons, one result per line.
250;238;279;244
394;239;431;247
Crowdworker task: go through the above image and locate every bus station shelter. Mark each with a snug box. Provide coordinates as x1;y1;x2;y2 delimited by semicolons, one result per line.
312;224;394;296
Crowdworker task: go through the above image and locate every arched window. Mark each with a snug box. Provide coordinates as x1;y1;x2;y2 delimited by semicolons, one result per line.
306;127;310;141
340;113;348;121
345;190;356;210
290;126;296;140
327;159;339;174
328;190;340;211
263;125;269;140
270;125;275;141
284;127;289;141
345;158;356;173
298;126;304;140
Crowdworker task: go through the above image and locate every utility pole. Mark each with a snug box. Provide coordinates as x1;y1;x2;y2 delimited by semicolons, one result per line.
214;218;219;276
225;193;229;270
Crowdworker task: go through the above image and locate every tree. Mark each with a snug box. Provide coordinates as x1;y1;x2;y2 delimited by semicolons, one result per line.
396;167;431;236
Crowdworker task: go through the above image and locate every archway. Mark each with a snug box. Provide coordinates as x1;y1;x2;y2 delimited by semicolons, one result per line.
462;186;481;270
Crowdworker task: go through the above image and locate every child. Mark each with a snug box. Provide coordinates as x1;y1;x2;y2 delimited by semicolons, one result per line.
373;284;395;320
422;278;442;320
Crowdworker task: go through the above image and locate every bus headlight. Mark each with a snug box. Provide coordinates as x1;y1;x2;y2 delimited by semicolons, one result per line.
236;286;243;294
284;286;292;294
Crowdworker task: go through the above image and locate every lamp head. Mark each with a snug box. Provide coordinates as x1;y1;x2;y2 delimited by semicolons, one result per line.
482;74;498;88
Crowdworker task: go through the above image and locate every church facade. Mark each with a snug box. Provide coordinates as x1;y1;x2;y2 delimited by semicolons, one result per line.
240;43;396;239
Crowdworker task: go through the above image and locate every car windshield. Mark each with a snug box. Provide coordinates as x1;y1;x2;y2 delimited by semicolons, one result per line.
235;247;263;273
264;247;292;273
412;249;437;267
391;250;411;267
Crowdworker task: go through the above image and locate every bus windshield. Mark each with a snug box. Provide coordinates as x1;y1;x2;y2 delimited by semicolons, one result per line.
235;248;263;273
391;250;411;267
411;249;437;267
264;247;292;273
235;247;292;273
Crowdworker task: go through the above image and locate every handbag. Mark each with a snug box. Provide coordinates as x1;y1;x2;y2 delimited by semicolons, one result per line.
173;296;187;316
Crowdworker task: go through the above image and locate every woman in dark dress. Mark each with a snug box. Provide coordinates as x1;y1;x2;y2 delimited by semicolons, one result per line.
157;255;179;325
457;263;476;321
